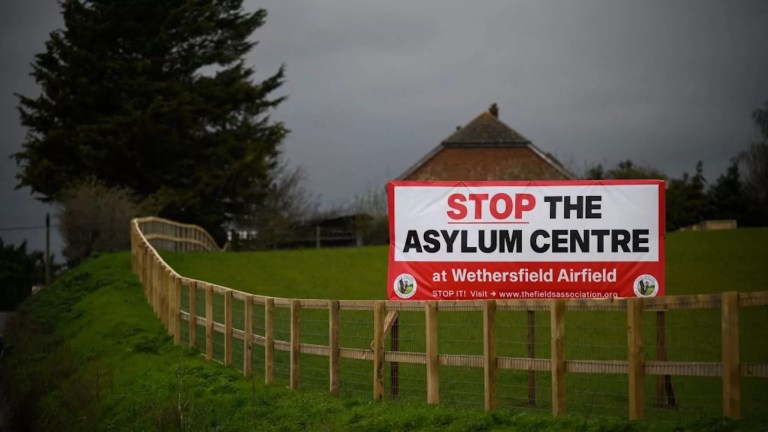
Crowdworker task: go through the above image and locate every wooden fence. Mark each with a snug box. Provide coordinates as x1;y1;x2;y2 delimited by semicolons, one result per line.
130;217;768;420
136;216;222;252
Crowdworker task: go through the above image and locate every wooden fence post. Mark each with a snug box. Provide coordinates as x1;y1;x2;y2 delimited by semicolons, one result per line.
142;244;149;295
390;315;400;400
153;258;160;317
159;264;165;322
188;281;197;348
148;254;154;310
172;276;182;345
550;300;566;416
244;295;253;377
160;269;166;327
151;251;157;304
141;243;147;287
426;301;440;405
159;269;166;327
224;290;233;367
166;272;174;333
628;297;645;420
483;300;497;411
527;310;537;406
205;284;214;361
265;298;274;385
329;300;340;395
158;265;163;319
290;299;301;390
373;301;385;401
655;311;675;408
157;261;163;321
722;291;740;419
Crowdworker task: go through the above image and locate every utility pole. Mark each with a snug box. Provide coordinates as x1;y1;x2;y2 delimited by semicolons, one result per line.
45;213;51;287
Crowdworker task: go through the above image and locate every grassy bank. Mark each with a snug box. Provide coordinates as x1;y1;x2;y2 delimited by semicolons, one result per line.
1;229;766;430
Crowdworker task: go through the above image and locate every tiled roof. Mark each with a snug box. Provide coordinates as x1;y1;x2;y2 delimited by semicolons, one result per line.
396;106;575;180
442;111;530;145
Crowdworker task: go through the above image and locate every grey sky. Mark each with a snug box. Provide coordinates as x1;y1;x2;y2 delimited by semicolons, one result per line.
2;0;768;254
1;0;62;254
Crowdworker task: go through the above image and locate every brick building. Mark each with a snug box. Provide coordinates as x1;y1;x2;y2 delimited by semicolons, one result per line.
397;104;573;181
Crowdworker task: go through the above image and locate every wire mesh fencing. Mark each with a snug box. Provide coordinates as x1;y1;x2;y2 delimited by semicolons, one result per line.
133;218;768;421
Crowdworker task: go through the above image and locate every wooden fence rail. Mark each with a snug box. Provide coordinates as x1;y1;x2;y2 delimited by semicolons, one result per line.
130;217;768;420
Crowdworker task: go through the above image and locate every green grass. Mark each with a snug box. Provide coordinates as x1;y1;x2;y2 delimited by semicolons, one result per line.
160;228;768;420
162;246;389;300
665;228;768;294
2;228;767;430
162;228;768;299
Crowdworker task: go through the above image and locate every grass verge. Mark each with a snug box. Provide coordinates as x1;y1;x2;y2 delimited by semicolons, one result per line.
1;228;767;430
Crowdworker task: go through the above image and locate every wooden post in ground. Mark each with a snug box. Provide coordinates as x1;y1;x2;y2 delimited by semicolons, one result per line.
205;284;214;361
483;300;497;411
166;272;172;332
149;255;154;312
155;259;161;319
158;261;163;320
154;254;160;318
161;266;167;325
188;281;197;348
373;301;385;401
140;242;145;286
290;299;301;390
161;269;169;329
550;300;566;416
527;310;537;405
172;276;182;345
167;272;174;333
265;298;274;385
243;295;253;377
144;245;149;298
151;257;158;316
655;311;676;408
390;315;400;400
628;297;645;420
159;268;165;326
329;300;340;395
655;311;665;406
722;291;740;419
155;258;161;318
224;290;233;366
426;301;439;405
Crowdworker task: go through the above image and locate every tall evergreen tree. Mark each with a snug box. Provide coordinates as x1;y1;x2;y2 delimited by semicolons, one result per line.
14;0;287;242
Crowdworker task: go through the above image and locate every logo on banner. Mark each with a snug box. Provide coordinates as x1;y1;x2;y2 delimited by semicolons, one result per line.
393;273;417;299
633;274;658;297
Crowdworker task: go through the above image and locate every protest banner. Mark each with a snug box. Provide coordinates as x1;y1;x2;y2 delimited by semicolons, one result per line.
387;180;665;300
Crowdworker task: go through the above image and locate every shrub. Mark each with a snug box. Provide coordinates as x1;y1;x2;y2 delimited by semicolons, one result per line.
57;180;146;266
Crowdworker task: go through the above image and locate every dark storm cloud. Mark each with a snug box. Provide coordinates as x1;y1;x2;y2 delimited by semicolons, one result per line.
252;0;768;205
1;1;767;251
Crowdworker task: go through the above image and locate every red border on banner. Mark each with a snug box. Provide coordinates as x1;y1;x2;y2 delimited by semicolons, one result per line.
387;180;665;300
